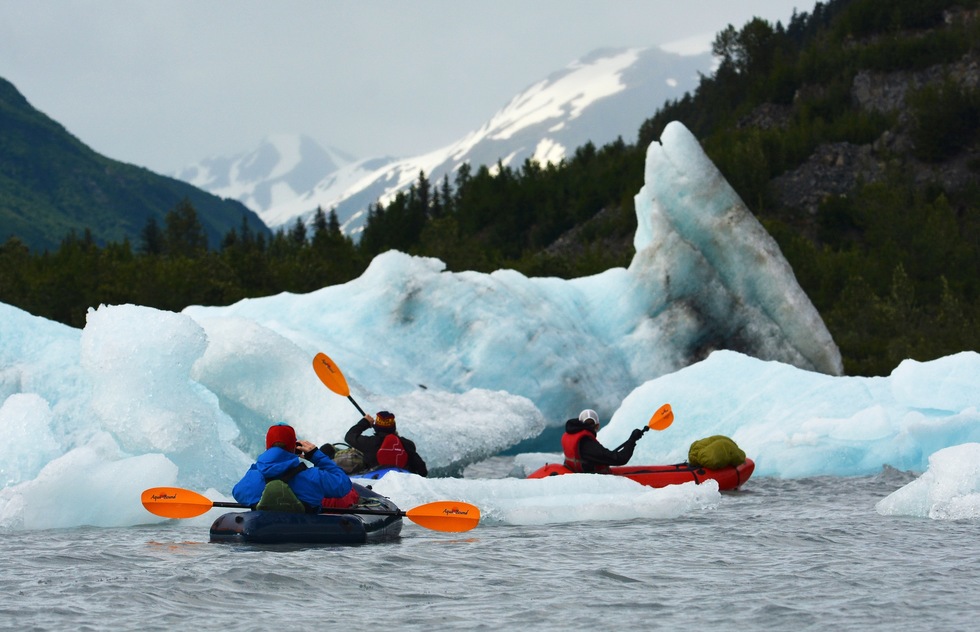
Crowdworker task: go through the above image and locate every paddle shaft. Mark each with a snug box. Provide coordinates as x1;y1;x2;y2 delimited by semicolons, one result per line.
212;500;250;509
347;395;366;417
204;500;406;518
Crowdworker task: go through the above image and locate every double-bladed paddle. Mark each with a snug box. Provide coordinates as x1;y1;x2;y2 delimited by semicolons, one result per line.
141;486;481;533
644;403;674;433
612;403;673;451
312;351;367;416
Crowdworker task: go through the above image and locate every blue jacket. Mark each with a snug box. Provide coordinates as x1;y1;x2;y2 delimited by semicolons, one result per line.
232;447;352;509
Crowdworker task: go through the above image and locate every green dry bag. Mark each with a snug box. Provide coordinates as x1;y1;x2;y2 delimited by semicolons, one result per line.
688;435;746;469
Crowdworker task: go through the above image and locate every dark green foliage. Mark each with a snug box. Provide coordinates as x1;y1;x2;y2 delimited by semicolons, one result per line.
139;216;164;255
163;198;209;258
785;178;980;374
908;80;980;162
835;0;963;37
0;200;367;325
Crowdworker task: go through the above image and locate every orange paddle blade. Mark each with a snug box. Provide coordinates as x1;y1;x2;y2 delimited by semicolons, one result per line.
142;487;218;519
648;403;674;431
312;352;351;397
405;501;481;533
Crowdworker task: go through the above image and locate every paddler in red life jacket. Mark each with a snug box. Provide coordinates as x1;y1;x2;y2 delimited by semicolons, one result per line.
343;410;428;477
562;409;644;473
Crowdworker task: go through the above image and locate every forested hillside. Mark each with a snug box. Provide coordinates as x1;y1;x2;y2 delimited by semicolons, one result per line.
0;77;269;252
1;0;978;376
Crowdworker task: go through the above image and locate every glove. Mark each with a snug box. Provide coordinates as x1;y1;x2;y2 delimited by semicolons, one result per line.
628;429;644;443
302;447;320;461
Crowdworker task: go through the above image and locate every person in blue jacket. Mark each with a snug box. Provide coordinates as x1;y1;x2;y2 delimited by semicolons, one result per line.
233;422;355;511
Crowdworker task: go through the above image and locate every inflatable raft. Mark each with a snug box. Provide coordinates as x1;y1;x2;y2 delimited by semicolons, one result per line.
351;466;410;480
527;458;755;491
209;484;403;545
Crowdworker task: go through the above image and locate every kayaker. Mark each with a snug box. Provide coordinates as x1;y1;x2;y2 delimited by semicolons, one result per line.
233;423;358;511
562;409;644;473
343;410;428;476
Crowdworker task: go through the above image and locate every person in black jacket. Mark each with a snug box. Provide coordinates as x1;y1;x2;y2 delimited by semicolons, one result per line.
344;410;428;476
561;409;644;473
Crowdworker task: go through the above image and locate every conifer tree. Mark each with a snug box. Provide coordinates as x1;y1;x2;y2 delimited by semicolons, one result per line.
327;209;342;237
139;216;164;255
163;198;208;258
289;217;307;246
310;206;329;248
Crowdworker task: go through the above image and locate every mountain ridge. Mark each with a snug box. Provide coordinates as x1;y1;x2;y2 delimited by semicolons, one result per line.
173;134;358;216
175;46;713;236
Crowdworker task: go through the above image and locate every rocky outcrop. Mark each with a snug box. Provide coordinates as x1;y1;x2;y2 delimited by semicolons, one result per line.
851;51;979;120
764;47;978;217
736;103;793;131
770;142;885;216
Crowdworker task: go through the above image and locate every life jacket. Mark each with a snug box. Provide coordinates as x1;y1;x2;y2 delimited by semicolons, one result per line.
376;433;409;469
561;430;610;474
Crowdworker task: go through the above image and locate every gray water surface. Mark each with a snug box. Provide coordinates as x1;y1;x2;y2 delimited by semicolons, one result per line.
2;472;978;631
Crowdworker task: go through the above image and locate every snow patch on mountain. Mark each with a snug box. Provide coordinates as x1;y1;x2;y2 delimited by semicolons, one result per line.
173;134;356;217
176;46;713;236
489;48;642;141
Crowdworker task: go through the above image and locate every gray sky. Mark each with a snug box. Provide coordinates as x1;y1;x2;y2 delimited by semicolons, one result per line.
1;0;806;173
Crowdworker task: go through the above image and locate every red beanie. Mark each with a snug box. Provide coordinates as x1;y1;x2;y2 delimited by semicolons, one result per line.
266;423;296;450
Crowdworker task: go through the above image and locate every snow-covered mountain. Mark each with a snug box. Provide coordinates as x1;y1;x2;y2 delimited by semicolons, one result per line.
176;46;713;236
173;134;357;217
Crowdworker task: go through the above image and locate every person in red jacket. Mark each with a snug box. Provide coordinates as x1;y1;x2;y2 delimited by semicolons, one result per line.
562;409;644;473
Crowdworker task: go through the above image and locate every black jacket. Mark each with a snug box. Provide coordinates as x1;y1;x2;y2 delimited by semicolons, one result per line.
563;418;637;471
345;417;428;477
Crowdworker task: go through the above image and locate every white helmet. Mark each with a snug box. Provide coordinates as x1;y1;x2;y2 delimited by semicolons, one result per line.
578;409;600;429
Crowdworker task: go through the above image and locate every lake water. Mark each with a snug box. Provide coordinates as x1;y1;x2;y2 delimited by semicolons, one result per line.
2;468;978;631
